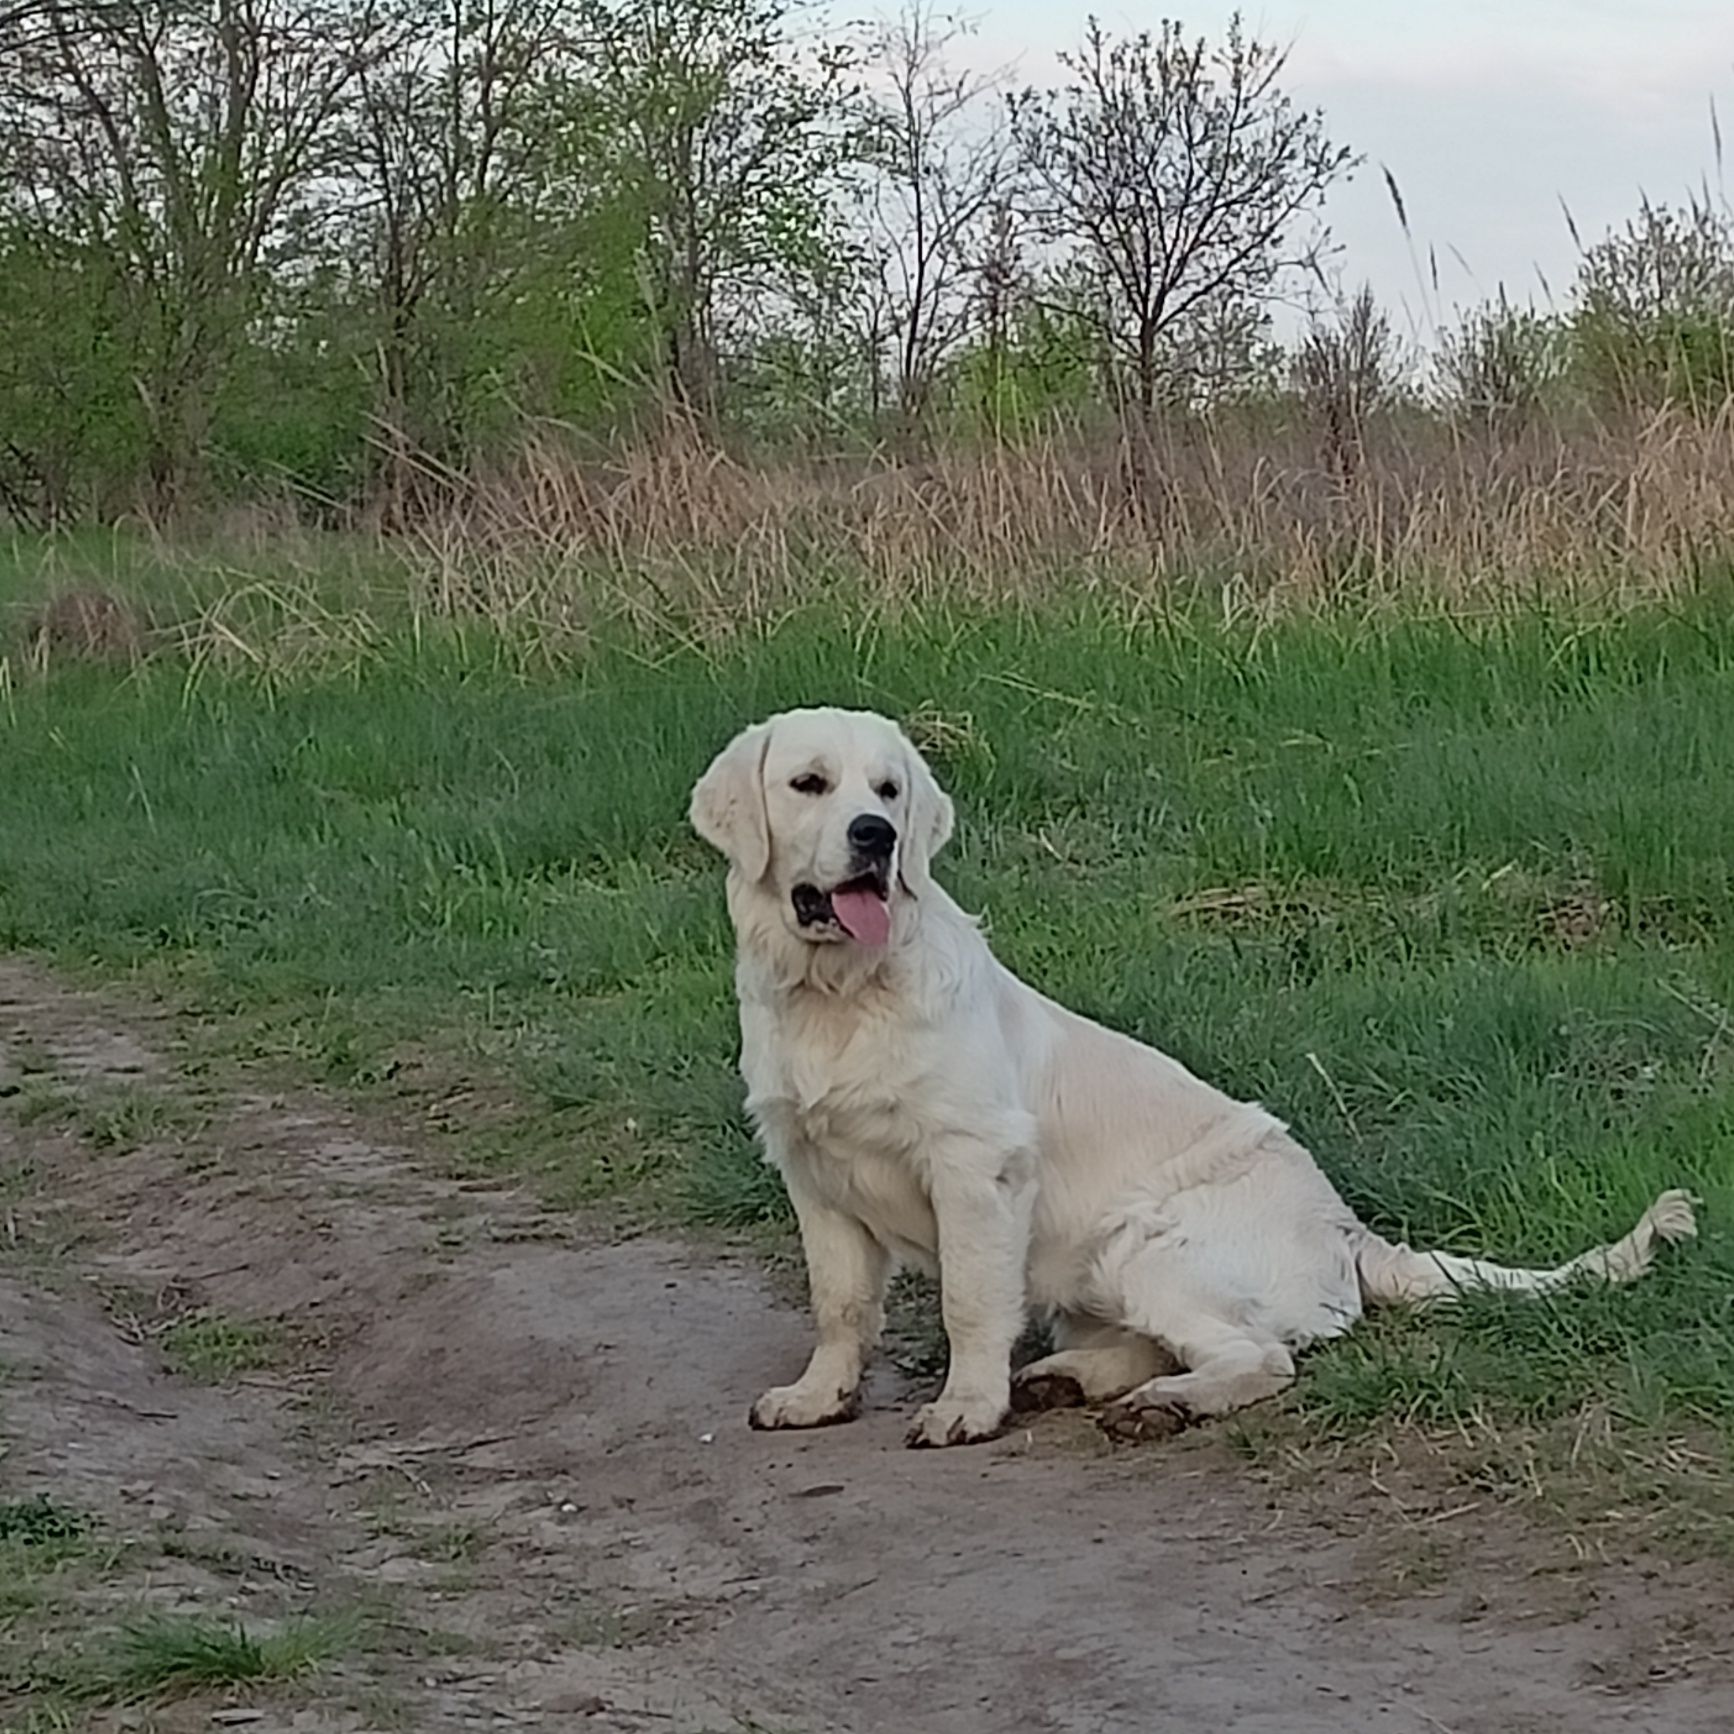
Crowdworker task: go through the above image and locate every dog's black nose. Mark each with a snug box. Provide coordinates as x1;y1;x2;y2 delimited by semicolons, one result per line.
847;813;897;856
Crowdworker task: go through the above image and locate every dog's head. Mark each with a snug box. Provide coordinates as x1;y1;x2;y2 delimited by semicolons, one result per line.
690;707;954;950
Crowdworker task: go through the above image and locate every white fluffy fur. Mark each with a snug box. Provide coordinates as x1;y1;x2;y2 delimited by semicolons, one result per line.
691;707;1698;1448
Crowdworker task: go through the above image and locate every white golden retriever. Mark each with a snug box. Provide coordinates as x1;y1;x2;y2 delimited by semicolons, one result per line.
691;707;1697;1448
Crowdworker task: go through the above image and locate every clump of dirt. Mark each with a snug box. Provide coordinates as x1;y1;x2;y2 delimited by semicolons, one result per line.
3;958;1732;1734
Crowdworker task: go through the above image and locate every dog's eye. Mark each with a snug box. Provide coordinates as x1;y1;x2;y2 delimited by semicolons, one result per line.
790;773;828;796
876;781;900;801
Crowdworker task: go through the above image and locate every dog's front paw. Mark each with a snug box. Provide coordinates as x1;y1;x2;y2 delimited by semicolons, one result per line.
748;1381;861;1431
905;1393;1006;1448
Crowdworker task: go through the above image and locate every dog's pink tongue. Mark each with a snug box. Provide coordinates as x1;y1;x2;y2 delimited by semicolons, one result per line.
832;886;891;947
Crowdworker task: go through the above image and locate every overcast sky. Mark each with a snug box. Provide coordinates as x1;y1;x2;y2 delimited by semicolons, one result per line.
957;0;1733;341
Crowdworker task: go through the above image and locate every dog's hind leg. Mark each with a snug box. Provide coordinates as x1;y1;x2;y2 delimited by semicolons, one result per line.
1087;1207;1300;1443
1096;1306;1295;1443
1011;1316;1174;1412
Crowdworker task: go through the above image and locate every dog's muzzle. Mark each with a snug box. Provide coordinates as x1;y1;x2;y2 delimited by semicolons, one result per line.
790;814;897;945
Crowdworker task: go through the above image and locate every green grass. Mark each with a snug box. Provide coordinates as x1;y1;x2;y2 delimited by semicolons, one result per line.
3;553;1734;1463
22;1612;352;1707
5;1081;199;1152
100;1613;345;1699
158;1315;280;1382
0;1503;110;1724
0;1502;94;1625
70;1086;201;1152
0;1491;344;1720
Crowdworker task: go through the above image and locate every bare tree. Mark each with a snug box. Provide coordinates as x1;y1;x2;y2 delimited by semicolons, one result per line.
1294;283;1404;479
857;1;1006;438
1009;14;1353;431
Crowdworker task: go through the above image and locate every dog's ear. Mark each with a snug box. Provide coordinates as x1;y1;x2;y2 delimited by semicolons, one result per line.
691;721;773;881
899;733;955;895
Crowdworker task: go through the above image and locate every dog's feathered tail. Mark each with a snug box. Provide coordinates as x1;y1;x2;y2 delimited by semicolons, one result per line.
1352;1189;1698;1305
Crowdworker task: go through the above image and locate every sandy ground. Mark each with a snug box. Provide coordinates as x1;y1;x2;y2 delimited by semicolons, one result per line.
2;958;1728;1733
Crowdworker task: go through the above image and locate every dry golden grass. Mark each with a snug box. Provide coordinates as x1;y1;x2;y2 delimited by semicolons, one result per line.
11;395;1734;666
392;401;1734;627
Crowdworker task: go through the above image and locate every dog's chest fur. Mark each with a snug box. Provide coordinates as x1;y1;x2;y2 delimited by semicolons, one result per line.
741;978;946;1257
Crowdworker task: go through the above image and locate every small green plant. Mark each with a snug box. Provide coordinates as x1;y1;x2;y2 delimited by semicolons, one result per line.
0;1497;88;1547
158;1314;279;1381
72;1086;200;1152
0;1500;95;1623
422;1523;484;1565
6;1081;77;1130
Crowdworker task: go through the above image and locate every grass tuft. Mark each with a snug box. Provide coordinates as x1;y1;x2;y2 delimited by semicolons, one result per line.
158;1315;280;1382
72;1086;201;1151
102;1612;345;1699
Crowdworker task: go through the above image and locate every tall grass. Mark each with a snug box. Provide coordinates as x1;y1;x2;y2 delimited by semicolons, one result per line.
11;387;1734;662
395;404;1734;619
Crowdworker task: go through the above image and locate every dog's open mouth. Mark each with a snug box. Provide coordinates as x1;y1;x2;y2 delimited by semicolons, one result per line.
792;872;891;946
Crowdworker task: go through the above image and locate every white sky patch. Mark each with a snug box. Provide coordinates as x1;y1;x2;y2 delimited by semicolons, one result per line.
938;0;1733;339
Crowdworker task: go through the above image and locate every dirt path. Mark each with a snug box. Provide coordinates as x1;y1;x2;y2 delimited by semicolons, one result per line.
1;958;1727;1733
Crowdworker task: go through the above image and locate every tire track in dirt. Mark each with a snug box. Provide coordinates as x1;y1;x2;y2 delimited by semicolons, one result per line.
2;958;1728;1733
